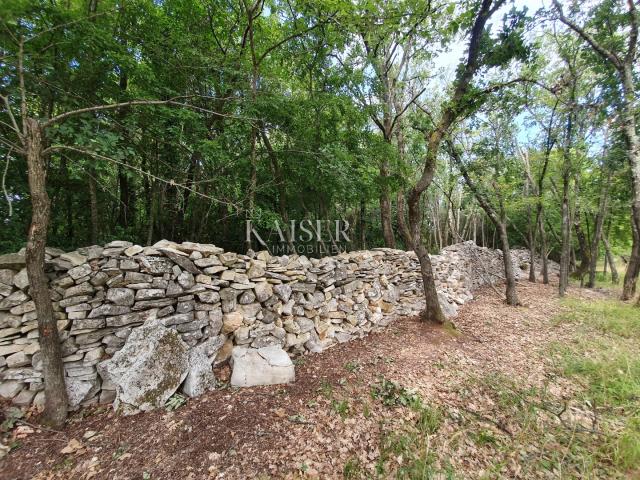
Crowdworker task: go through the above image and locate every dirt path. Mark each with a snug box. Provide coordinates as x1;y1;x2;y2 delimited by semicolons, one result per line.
1;282;588;479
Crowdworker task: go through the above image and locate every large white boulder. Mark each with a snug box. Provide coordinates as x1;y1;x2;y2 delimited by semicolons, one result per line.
230;346;295;387
98;321;189;414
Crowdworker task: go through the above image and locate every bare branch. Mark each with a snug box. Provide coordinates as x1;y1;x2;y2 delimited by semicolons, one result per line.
18;37;27;134
0;95;23;139
256;14;334;66
2;147;13;217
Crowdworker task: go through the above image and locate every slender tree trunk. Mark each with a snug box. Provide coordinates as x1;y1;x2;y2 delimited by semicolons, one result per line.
537;210;549;284
559;170;571;296
498;222;520;306
603;236;619;284
587;170;611;287
396;189;412;250
88;168;98;244
359;199;366;250
25;118;68;428
380;164;396;248
261;129;295;251
524;178;536;282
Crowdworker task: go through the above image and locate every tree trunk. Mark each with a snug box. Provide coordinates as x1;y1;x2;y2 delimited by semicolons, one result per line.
498;222;520;306
559;169;571;296
414;241;446;324
621;69;640;302
359;199;366;250
622;219;640;300
537;210;549;284
603;236;619;284
396;189;412;250
88;169;99;244
380;167;396;248
587;170;611;288
24;118;68;428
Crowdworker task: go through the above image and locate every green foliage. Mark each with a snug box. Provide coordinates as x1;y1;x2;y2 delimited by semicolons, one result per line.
164;393;187;411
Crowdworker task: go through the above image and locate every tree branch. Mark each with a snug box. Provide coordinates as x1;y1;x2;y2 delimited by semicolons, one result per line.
552;0;623;69
42;98;253;128
2;147;13;217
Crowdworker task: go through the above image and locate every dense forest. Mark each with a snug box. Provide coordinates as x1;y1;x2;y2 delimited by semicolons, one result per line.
1;0;637;278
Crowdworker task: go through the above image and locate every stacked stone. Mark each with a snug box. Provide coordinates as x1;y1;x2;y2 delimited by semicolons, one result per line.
0;239;556;408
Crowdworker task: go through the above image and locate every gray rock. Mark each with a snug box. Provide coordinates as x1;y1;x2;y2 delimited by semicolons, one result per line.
106;308;158;327
0;268;16;286
88;304;130;318
135;288;165;300
0;290;28;310
138;256;174;274
177;271;195;289
182;345;216;397
160;248;201;274
273;284;292;302
66;377;100;410
161;312;194;327
197;291;220;304
0;252;26;270
0;380;24;399
97;321;189;414
13;268;29;290
64;282;95;298
107;288;135;306
230;346;294;387
60;252;88;267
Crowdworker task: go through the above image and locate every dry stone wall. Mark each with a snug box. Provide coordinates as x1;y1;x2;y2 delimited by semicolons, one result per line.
0;240;553;409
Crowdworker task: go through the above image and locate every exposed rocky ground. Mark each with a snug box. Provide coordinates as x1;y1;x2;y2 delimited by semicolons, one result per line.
1;280;615;480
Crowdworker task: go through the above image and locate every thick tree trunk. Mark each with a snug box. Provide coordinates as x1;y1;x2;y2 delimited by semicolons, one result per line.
414;242;446;324
24;118;68;428
498;223;520;306
622;220;640;300
621;70;640;302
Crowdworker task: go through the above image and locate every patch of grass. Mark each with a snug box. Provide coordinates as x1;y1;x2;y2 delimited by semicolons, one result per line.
371;378;450;478
331;399;350;418
318;379;333;399
343;457;363;479
557;298;640;338
344;360;361;373
472;429;498;446
370;377;421;409
553;296;640;473
415;404;442;435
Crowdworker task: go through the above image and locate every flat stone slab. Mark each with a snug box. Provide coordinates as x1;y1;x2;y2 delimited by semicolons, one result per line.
230;346;295;387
